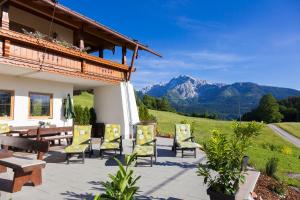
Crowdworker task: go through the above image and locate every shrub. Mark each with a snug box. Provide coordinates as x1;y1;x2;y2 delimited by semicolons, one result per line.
197;121;263;195
95;154;140;200
74;105;83;125
261;143;283;152
281;147;293;155
74;105;92;125
83;107;90;125
269;181;287;197
265;157;278;178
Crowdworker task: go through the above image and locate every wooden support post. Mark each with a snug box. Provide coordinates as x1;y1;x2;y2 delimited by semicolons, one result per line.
122;46;127;65
74;26;85;50
1;2;9;30
128;45;139;81
99;48;104;58
80;38;84;50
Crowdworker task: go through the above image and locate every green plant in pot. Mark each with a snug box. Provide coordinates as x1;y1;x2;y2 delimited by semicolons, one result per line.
197;121;262;200
94;154;140;200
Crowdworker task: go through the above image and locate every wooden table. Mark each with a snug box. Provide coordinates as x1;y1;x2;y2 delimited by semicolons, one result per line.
9;126;73;145
37;127;73;145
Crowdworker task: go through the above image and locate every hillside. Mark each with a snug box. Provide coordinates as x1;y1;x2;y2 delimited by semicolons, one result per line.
149;109;300;187
73;91;93;108
140;75;300;119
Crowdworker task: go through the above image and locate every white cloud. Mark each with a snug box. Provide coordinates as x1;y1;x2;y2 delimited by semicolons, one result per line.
185;51;252;62
176;16;226;31
272;34;300;47
162;0;190;9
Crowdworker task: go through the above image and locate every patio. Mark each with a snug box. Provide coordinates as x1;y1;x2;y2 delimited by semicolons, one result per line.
0;137;209;200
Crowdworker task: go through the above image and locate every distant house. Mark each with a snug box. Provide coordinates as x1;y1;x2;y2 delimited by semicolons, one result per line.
0;0;160;138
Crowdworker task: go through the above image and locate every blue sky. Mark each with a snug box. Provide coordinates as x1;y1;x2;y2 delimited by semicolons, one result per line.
60;0;300;90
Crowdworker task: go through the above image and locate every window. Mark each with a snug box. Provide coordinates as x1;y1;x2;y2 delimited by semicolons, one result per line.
0;90;14;120
29;92;53;118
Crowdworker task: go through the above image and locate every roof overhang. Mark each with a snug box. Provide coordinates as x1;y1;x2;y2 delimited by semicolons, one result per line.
8;0;161;57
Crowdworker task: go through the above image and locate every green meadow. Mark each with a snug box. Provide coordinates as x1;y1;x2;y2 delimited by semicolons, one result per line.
276;122;300;139
149;109;300;188
73;93;300;187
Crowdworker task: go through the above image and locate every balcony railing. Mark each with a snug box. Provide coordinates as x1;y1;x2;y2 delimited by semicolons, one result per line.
0;28;128;83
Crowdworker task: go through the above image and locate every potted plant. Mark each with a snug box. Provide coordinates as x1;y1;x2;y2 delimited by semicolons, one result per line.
197;122;262;200
94;154;140;200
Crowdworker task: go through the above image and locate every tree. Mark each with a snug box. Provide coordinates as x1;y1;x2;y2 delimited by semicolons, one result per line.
278;97;300;122
138;104;156;122
256;94;283;123
142;95;157;109
157;97;174;112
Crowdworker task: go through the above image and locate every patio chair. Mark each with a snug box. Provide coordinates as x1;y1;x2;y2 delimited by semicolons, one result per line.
64;125;92;164
173;124;201;158
99;124;122;158
132;124;157;167
0;124;10;135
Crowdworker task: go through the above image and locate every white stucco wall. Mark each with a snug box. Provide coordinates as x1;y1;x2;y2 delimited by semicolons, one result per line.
0;75;73;127
10;6;74;44
94;82;139;139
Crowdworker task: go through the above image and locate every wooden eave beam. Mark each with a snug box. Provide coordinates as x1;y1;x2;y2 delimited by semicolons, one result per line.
82;30;115;50
10;1;79;30
127;44;139;81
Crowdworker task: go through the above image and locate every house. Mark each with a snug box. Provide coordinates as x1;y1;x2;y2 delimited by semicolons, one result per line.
0;0;160;139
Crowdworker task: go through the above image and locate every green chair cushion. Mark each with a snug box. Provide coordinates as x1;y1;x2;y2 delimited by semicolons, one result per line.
104;124;121;143
0;124;10;134
73;125;92;145
178;141;201;149
64;125;91;154
100;142;119;150
136;125;154;146
133;145;154;156
65;144;89;153
175;124;192;143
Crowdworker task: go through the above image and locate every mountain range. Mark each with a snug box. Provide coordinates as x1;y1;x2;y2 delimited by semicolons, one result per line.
139;75;300;119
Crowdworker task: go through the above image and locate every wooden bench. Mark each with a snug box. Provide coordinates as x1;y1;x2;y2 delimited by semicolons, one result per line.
0;149;13;173
0;135;49;193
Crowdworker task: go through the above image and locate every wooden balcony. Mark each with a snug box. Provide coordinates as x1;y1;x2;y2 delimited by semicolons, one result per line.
0;28;129;83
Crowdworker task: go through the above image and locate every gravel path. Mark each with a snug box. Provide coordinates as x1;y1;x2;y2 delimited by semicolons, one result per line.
268;124;300;148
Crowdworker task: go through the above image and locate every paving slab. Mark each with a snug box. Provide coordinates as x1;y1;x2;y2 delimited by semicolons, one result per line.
0;137;209;200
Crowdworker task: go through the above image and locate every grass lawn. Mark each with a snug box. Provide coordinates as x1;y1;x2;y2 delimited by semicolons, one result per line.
73;91;93;108
150;109;300;188
276;122;300;139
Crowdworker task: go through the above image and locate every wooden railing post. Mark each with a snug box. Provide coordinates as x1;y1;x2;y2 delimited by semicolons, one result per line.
81;60;86;73
3;39;10;57
1;2;9;30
